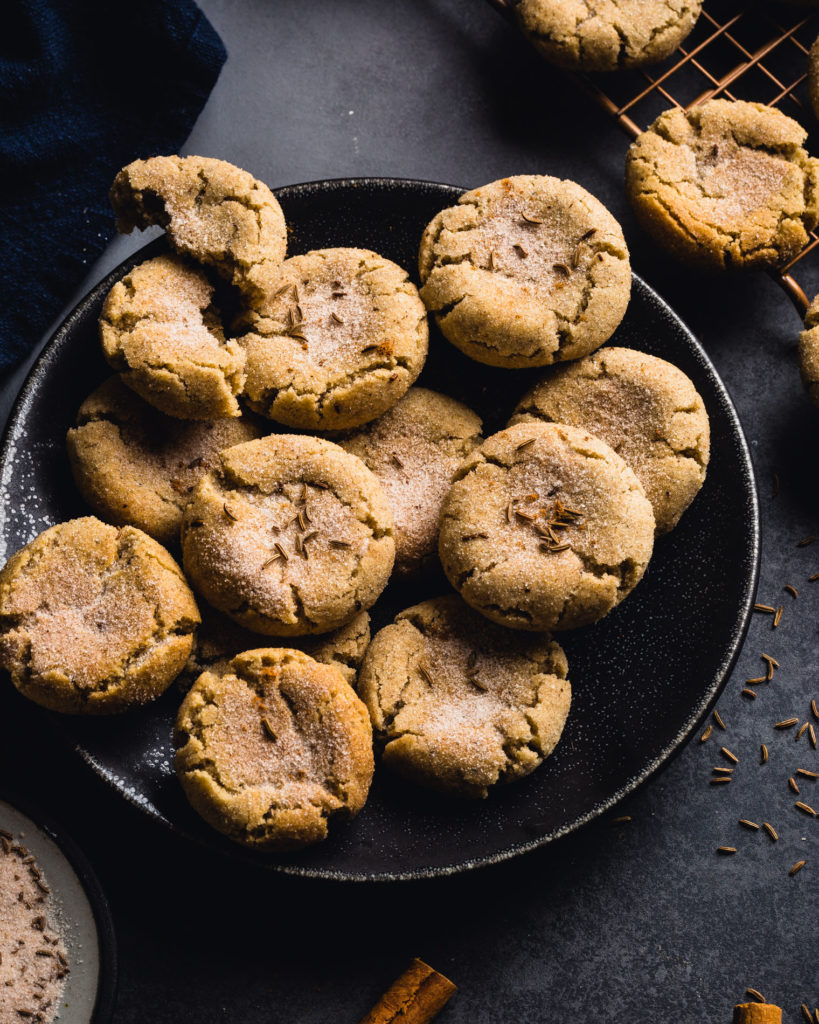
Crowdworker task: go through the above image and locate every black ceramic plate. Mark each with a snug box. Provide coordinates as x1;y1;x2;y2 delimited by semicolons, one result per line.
0;178;759;881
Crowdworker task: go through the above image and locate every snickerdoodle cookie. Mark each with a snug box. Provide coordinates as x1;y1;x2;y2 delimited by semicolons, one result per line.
626;100;819;271
67;377;262;547
0;518;199;714
186;606;371;687
238;248;428;431
358;596;570;798
181;434;394;636
100;254;245;419
510;347;710;534
110;155;287;300
418;175;631;368
515;0;702;71
338;388;482;576
174;648;374;849
798;294;819;407
438;422;655;631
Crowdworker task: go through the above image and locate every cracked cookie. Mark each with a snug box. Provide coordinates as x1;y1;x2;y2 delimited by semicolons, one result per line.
110;155;287;300
67;377;263;548
509;347;710;535
626;99;819;271
181;434;395;636
514;0;702;71
338;388;483;576
798;293;819;407
185;606;371;687
357;595;570;798
0;517;199;714
418;175;631;368
438;421;655;631
174;647;374;850
238;248;428;431
100;254;246;419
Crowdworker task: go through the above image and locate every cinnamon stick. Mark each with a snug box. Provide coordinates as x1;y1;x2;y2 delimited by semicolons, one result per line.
359;958;457;1024
733;1004;782;1024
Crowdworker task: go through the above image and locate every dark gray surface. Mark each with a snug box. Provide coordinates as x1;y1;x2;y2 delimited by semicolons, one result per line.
0;1;817;1021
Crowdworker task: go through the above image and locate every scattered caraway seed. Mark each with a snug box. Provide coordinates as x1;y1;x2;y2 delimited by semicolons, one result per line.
745;989;766;1003
775;718;799;729
260;717;276;741
761;744;769;763
746;676;767;684
700;725;712;743
390;454;404;470
742;689;757;699
754;603;775;613
790;777;800;794
418;665;434;687
762;822;778;841
713;710;726;730
814;1007;818;1024
773;605;783;627
716;846;737;855
795;801;816;816
330;311;344;325
611;816;631;824
797;536;816;547
261;555;281;569
552;262;571;276
330;539;350;549
790;860;807;877
797;768;818;778
802;1006;813;1023
739;819;760;830
712;766;734;774
710;777;731;785
785;585;798;599
513;243;528;258
797;722;809;740
809;572;819;582
812;699;819;721
721;746;738;764
809;724;817;749
521;212;542;225
515;437;536;451
274;542;288;561
223;503;238;521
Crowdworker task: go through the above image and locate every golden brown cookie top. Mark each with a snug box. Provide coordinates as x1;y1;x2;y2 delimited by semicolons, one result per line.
626;100;819;270
181;434;395;636
100;254;245;419
238;248;428;431
67;377;262;547
338;388;482;576
110;155;287;299
516;0;703;71
0;517;199;713
418;175;630;368
175;647;374;849
358;595;570;798
438;421;655;631
510;347;710;534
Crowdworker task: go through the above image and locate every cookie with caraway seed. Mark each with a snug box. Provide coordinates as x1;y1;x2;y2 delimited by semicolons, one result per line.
181;434;394;636
357;595;571;798
237;247;428;431
438;422;655;632
418;175;631;368
0;517;199;714
337;388;483;576
625;100;819;271
174;647;374;850
509;347;710;535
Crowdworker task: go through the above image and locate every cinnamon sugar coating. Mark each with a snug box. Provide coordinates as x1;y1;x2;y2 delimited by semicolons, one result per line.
110;155;287;301
626;100;819;271
510;347;710;534
100;254;245;419
438;422;655;632
0;518;199;713
515;0;702;71
237;248;428;431
338;388;482;576
175;648;374;849
181;434;394;636
67;377;262;547
418;175;631;368
358;595;570;798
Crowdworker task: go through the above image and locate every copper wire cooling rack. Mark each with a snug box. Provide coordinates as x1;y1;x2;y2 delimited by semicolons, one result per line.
485;0;819;314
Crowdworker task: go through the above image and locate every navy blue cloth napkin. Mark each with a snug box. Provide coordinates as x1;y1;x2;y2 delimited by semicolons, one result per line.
0;0;227;370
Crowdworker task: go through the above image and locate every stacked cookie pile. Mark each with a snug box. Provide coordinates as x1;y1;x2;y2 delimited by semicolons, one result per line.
0;158;710;852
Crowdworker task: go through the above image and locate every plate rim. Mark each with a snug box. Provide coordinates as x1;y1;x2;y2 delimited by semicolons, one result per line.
0;176;760;882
